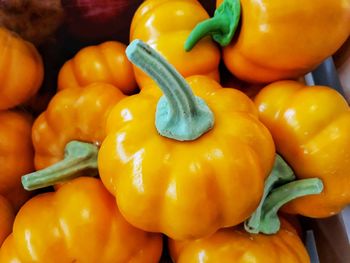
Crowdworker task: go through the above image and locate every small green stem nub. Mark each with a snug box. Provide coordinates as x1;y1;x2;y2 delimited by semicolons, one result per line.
22;141;98;191
245;155;324;235
185;0;241;51
126;40;214;141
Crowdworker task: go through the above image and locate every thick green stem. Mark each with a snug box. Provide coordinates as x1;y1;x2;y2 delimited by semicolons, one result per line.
126;40;214;141
256;178;323;234
22;141;98;191
245;156;323;234
185;0;241;51
245;155;296;231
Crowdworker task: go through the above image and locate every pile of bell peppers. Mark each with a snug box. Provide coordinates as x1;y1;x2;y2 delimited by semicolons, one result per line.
0;0;349;262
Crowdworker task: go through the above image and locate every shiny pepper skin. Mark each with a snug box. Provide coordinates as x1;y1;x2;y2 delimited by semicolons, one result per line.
130;0;220;88
98;76;275;240
217;0;350;83
0;111;34;210
32;83;125;170
0;196;14;246
57;41;137;95
254;80;350;217
169;220;310;263
0;27;43;110
0;177;163;263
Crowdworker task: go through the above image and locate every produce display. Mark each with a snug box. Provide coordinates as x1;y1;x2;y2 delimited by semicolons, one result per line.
0;0;349;262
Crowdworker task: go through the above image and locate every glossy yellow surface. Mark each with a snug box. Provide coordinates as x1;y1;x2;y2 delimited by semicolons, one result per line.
98;76;275;240
58;41;137;95
0;111;34;211
255;81;350;217
32;83;125;170
169;221;310;263
217;0;350;83
130;0;220;88
0;177;163;263
0;27;43;110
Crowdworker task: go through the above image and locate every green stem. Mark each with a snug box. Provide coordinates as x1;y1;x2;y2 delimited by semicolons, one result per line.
245;155;296;231
185;0;241;51
126;40;214;141
245;156;324;234
22;141;98;191
256;178;323;234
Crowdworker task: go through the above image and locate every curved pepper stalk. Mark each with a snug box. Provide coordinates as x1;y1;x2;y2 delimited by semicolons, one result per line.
245;155;324;234
22;141;98;190
185;0;241;51
126;39;214;141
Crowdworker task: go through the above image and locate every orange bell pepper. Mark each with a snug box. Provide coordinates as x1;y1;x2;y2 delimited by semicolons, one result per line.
0;195;14;246
0;110;34;211
254;80;350;218
129;0;221;89
21;83;125;191
168;155;322;263
0;177;163;262
168;219;310;263
186;0;350;83
169;154;323;262
98;40;275;240
57;41;137;95
0;27;43;110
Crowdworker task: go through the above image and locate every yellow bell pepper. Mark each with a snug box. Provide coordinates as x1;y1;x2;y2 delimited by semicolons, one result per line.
98;40;275;240
58;41;137;95
254;80;350;217
168;154;323;262
186;0;350;83
0;177;163;262
169;219;310;263
0;27;43;110
130;0;220;89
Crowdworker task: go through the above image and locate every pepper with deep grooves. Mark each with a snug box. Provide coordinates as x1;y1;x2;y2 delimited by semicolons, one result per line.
168;218;310;263
58;41;137;95
98;40;275;240
255;80;350;217
0;177;163;263
22;83;125;191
